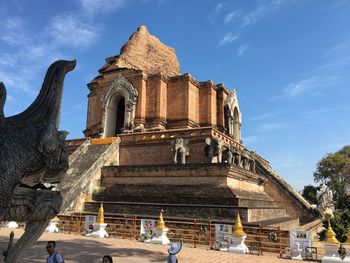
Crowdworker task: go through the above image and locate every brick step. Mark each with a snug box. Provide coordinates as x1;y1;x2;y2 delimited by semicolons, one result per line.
250;216;300;229
94;193;277;208
93;184;277;207
84;201;286;222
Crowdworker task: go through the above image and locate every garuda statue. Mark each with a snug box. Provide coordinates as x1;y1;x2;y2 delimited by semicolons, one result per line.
0;60;75;262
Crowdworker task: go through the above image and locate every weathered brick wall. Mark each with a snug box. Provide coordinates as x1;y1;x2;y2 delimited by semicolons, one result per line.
118;127;244;166
166;81;188;124
85;67;235;137
262;171;315;224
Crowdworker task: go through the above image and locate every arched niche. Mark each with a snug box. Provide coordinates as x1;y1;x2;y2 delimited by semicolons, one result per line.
224;90;242;142
233;106;241;142
101;75;138;137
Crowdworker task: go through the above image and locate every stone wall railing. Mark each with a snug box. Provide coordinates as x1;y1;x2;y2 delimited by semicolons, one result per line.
57;214;289;255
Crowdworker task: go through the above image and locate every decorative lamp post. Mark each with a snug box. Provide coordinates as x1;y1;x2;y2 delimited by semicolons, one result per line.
228;213;249;254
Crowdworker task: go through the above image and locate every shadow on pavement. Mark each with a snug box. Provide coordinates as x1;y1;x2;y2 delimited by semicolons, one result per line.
0;234;167;263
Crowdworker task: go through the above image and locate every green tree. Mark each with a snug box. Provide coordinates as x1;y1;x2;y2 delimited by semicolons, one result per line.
314;146;350;209
318;210;350;243
302;185;319;204
338;145;350;157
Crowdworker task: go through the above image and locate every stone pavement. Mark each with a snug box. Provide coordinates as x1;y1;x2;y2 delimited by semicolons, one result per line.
0;229;311;263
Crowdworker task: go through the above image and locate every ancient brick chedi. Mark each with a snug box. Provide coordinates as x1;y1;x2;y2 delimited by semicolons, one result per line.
64;25;316;229
84;25;241;140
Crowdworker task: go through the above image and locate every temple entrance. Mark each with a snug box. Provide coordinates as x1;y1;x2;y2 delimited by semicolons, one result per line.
102;75;138;138
115;97;125;135
104;95;126;137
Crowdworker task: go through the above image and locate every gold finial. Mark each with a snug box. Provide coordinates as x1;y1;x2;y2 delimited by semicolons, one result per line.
51;216;60;222
232;213;247;237
325;221;339;244
97;203;105;224
156;210;166;229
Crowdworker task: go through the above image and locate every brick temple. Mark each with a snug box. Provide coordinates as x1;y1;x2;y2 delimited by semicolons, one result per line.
61;25;316;229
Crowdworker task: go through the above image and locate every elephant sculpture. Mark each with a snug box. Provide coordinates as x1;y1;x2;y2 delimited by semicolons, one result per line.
0;60;75;262
171;138;189;164
224;145;240;164
205;137;224;163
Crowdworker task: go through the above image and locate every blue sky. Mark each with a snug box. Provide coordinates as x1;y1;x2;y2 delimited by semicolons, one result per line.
1;0;349;190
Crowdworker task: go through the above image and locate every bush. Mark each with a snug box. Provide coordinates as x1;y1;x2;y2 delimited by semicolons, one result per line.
318;210;350;243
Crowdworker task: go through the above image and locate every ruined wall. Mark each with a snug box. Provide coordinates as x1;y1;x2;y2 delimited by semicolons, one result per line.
258;164;316;224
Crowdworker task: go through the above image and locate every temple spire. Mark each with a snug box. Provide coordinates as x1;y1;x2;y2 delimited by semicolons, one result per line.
232;213;247;237
156;210;166;229
96;203;105;224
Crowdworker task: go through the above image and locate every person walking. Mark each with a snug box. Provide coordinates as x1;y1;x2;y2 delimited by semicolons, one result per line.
167;242;182;263
102;255;113;263
46;241;65;263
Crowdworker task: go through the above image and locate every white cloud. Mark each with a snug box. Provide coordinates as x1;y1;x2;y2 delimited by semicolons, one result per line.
4;16;23;30
307;106;343;115
258;122;286;132
214;3;223;14
0;17;26;46
78;0;124;16
285;77;319;97
0;15;68;100
224;10;239;24
251;112;276;121
0;69;37;96
285;75;338;97
284;41;350;98
237;44;248;56
219;33;239;46
241;0;294;27
48;14;98;48
208;3;224;24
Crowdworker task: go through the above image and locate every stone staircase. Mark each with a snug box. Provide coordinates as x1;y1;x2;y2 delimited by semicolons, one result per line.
59;139;119;212
61;150;302;229
84;182;294;226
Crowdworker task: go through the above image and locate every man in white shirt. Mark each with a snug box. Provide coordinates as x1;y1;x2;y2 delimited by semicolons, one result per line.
46;241;64;263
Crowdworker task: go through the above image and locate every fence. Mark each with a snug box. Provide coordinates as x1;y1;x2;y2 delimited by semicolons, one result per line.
57;214;289;255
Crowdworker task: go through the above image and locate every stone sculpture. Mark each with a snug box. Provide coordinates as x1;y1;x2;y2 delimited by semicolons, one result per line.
223;146;257;173
224;145;234;164
171;138;189;164
224;145;241;165
316;184;335;217
0;60;75;262
205;137;224;163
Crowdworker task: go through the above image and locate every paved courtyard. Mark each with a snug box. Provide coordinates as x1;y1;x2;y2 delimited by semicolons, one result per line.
0;228;312;263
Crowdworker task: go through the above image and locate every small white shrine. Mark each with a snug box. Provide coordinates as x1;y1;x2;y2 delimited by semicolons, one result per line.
146;210;170;245
86;203;109;238
322;222;341;263
228;213;249;254
46;216;60;233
